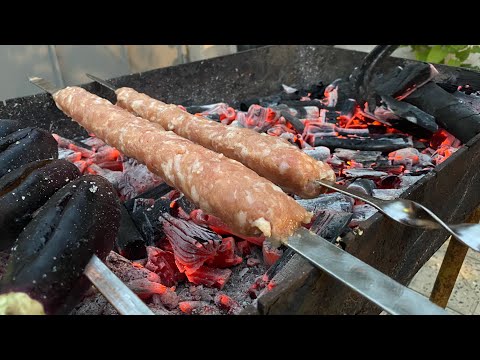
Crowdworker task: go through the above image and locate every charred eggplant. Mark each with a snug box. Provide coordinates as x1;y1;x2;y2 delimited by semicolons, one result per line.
0;159;81;251
0;127;58;178
0;175;121;314
0;120;21;138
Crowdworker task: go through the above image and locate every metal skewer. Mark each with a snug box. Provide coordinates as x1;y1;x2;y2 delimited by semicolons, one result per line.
84;255;154;315
317;180;480;252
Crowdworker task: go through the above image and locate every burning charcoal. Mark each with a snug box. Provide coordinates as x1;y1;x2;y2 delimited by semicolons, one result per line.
262;239;283;266
309;210;353;242
372;188;405;200
0;159;80;251
214;293;242;314
388;148;421;168
247;257;261;267
279;110;305;133
115;205;147;260
248;274;271;299
52;133;93;151
0;120;21;138
343;168;388;179
274;105;320;120
236;105;280;132
327;155;344;167
205;237;243;268
152;292;179;310
338;99;357;121
161;212;222;274
267;123;295;137
186;103;236;125
379;95;438;134
149;298;174;314
334;148;381;163
179;300;220;315
400;174;425;188
188;285;215;302
304;122;337;137
350;204;378;227
313;135;413;152
279;99;326;110
376;175;402;189
58;148;82;162
405;82;480;143
323;79;341;108
375;62;439;100
0;127;58;178
183;266;232;289
236;241;251;256
430;129;461;149
128;196;171;245
87;164;124;189
96;160;123;172
89;146;121;164
118;158;164;201
106;251;177;307
127;278;175;300
372;164;405;175
0;175;121;314
175;195;197;215
80;136;106;149
296;193;355;213
335;126;370;137
73;161;87;174
347;178;376;196
124;182;173;208
303;146;330;161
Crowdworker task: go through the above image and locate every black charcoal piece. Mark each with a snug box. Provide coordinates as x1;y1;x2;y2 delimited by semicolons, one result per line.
405;82;480;143
313;135;413;152
347;178;376;196
310;210;353;242
296;193;355;213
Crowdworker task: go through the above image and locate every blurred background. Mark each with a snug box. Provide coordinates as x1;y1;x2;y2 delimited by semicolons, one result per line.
1;45;479;101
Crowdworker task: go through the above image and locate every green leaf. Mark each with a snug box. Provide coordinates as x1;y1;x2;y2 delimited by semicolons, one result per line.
447;45;468;52
413;45;431;61
447;58;462;67
426;45;449;63
470;46;480;54
456;49;471;62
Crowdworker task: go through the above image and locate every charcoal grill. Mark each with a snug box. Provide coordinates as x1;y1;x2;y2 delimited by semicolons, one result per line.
1;45;479;315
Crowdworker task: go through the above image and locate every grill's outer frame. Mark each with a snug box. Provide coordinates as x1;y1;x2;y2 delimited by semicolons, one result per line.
1;45;479;314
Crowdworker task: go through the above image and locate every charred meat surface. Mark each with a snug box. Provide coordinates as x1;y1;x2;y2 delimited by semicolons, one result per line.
0;159;81;251
0;175;121;314
0;127;58;178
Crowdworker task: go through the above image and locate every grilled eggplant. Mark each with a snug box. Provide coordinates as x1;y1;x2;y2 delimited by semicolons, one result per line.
0;159;81;251
0;127;58;178
0;175;121;314
0;120;21;138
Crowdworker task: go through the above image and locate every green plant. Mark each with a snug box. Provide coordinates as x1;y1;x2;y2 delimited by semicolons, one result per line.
403;45;480;69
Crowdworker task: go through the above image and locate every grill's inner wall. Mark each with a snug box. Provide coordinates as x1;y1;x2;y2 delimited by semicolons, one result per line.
1;45;479;314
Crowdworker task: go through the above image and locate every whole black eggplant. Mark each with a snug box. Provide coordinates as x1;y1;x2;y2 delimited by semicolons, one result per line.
0;127;58;178
0;175;121;314
0;119;21;138
0;159;81;251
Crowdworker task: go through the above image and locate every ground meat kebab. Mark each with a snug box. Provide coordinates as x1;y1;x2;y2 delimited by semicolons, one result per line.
53;86;312;241
115;87;336;198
